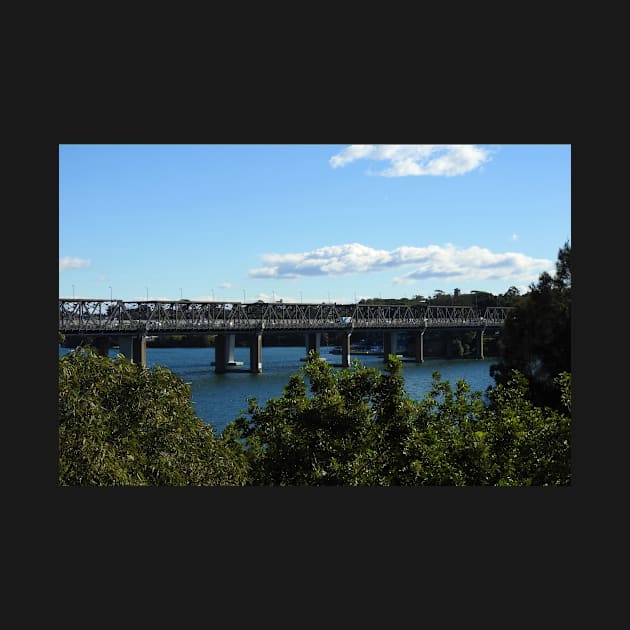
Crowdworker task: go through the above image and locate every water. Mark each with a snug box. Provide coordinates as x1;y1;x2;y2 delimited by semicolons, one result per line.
58;345;497;434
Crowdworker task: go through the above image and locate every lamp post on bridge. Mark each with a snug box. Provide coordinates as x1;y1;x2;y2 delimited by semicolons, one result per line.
72;284;75;299
109;286;112;300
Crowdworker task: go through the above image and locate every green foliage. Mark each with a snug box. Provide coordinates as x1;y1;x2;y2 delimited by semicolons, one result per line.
230;353;571;486
232;352;387;485
490;241;571;409
231;352;427;485
58;347;248;486
481;371;571;485
394;372;491;485
59;341;571;485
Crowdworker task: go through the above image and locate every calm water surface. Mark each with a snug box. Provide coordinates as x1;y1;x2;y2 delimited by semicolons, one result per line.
59;346;497;434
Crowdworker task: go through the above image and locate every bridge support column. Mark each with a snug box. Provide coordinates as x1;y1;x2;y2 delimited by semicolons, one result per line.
214;334;228;373
383;332;398;361
249;333;263;373
476;329;485;360
118;336;133;361
118;335;146;367
214;333;234;374
226;334;236;364
340;332;351;368
134;336;147;367
93;336;111;357
414;330;425;363
214;334;241;372
305;332;321;357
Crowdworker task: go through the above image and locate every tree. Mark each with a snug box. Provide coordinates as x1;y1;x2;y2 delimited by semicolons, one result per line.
490;241;571;410
392;372;489;485
396;369;571;486
231;352;424;485
480;370;571;485
231;352;571;486
501;286;522;307
59;346;571;486
59;347;248;486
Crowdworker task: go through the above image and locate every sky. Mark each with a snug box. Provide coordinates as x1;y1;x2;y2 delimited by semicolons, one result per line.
59;144;571;304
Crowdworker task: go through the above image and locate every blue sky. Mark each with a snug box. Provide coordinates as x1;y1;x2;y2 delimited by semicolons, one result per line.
59;144;571;303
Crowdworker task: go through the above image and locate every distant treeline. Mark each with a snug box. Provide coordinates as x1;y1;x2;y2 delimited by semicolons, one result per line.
357;288;522;308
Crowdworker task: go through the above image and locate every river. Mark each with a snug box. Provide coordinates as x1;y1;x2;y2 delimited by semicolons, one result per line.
58;346;498;434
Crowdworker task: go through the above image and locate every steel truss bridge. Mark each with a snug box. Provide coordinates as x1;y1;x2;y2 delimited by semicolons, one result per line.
59;299;511;335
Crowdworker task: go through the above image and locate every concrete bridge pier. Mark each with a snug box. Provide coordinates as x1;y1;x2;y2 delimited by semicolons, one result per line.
414;330;425;363
93;336;111;357
305;332;321;357
118;335;147;367
476;329;485;360
340;332;351;368
249;333;263;373
214;334;238;373
383;331;399;361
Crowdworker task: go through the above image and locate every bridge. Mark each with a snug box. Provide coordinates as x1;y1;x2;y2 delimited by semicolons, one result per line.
59;299;512;373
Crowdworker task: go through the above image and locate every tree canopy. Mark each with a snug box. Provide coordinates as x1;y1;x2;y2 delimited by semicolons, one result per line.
230;353;571;486
490;241;571;410
59;348;571;486
58;348;248;486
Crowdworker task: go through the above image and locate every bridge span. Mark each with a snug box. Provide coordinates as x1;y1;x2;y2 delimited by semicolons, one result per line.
59;299;511;372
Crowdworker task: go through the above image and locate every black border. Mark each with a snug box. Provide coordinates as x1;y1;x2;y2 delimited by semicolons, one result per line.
45;96;585;607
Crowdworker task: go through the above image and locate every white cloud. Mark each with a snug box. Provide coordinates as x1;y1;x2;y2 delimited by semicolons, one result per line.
329;145;377;168
249;242;552;286
329;144;491;176
59;257;92;272
250;243;393;279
